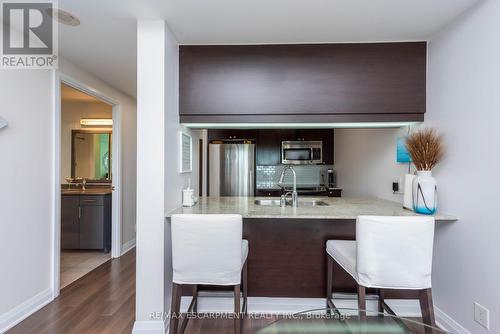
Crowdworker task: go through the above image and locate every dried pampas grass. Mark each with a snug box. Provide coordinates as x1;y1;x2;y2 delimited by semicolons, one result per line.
406;128;444;171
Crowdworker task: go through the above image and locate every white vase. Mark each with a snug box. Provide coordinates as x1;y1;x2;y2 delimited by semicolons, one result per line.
412;171;437;215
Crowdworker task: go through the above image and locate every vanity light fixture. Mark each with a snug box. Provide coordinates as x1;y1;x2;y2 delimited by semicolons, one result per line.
0;116;7;129
80;118;113;126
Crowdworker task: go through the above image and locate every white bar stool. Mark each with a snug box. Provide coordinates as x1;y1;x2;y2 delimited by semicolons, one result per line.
170;214;248;334
326;215;436;328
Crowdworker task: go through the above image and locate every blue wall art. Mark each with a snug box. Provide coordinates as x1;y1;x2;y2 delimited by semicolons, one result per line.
396;136;412;163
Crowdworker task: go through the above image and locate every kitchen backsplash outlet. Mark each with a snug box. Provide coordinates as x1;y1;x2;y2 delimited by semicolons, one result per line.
256;165;335;189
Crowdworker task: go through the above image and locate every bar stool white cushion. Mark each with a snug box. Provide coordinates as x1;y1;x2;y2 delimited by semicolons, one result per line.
327;215;435;290
171;214;247;286
241;240;249;267
326;240;356;279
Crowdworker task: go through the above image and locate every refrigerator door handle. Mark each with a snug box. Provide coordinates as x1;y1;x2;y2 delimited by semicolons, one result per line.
249;170;253;195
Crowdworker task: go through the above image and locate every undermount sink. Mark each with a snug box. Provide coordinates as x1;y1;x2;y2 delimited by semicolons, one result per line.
254;199;330;207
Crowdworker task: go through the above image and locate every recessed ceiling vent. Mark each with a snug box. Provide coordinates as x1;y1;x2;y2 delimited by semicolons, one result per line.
47;8;81;26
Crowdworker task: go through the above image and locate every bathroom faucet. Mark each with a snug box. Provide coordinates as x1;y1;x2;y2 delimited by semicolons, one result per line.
277;166;298;207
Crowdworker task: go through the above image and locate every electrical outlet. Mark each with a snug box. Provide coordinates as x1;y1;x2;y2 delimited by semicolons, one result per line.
392;176;402;194
474;302;490;330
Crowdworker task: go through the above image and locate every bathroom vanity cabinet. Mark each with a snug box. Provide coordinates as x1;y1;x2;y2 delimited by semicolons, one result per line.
61;192;111;252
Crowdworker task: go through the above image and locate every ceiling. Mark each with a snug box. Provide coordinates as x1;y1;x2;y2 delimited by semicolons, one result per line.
61;83;108;104
57;0;480;99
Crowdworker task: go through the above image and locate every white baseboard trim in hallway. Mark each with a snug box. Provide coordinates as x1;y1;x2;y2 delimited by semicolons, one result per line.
435;306;471;334
0;288;53;333
121;238;136;256
132;320;167;334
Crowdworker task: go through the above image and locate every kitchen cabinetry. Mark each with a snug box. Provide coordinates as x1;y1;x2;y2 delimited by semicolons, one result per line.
180;43;426;123
256;130;282;165
207;129;257;142
256;189;283;197
256;129;334;165
61;193;111;252
208;129;334;165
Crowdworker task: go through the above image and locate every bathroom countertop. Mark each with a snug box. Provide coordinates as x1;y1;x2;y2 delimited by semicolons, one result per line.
61;188;112;196
166;196;457;221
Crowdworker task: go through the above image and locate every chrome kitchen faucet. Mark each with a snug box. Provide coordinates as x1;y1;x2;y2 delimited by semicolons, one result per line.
277;165;298;207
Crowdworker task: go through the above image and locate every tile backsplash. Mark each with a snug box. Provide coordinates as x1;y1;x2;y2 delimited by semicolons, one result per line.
256;165;334;189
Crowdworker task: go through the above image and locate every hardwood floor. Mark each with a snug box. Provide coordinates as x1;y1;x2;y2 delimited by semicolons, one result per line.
8;249;136;334
9;249;430;334
7;249;275;334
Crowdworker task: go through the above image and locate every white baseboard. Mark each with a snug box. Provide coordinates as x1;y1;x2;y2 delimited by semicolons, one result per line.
121;238;136;255
179;292;422;316
435;306;471;334
0;288;53;333
180;293;471;333
132;320;167;334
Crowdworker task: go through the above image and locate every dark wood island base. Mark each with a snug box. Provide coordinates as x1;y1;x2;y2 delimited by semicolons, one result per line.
183;218;418;299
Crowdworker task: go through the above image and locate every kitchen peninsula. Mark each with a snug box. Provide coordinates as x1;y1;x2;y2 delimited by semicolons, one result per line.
167;197;456;299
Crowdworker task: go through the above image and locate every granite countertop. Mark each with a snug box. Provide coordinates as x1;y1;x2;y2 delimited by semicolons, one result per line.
166;196;457;221
61;188;112;195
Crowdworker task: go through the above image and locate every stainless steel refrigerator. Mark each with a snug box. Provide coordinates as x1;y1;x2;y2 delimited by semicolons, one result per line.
209;143;255;196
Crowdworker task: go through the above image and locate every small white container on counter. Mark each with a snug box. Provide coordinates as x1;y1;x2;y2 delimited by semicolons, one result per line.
403;174;415;210
182;188;195;207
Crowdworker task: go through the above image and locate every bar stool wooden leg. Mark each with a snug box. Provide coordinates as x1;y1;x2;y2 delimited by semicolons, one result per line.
326;255;333;309
192;285;198;313
242;260;248;315
358;285;366;319
419;288;436;330
234;284;241;334
170;283;182;334
378;289;385;314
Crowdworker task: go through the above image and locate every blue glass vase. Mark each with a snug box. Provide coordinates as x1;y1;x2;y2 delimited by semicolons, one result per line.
412;171;437;215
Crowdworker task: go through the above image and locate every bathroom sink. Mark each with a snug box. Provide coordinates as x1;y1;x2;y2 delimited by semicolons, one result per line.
254;199;330;207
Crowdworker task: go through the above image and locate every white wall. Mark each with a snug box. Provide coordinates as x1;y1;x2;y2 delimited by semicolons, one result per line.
163;27;201;213
427;1;500;332
60;101;112;181
134;20;202;334
134;20;168;333
163;22;201;327
60;58;138;249
0;58;137;332
0;71;54;321
335;128;413;202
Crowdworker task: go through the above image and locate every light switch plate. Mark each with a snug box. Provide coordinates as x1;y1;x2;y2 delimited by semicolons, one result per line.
474;302;490;329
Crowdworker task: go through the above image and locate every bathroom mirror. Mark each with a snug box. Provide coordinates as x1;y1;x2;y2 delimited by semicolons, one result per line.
71;129;112;181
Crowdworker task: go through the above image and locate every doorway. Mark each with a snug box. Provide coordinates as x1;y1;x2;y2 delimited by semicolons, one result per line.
53;74;122;296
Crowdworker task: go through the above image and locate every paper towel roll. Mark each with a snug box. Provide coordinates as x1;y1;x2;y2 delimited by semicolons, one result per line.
403;174;416;210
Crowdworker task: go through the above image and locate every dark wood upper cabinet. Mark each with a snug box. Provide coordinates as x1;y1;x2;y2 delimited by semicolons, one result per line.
180;43;426;123
255;129;334;165
207;129;257;142
256;130;282;165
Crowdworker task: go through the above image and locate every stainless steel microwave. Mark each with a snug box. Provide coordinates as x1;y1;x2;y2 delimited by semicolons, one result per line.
281;141;323;165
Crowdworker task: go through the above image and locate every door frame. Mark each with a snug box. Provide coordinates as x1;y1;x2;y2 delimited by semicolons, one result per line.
51;71;122;298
